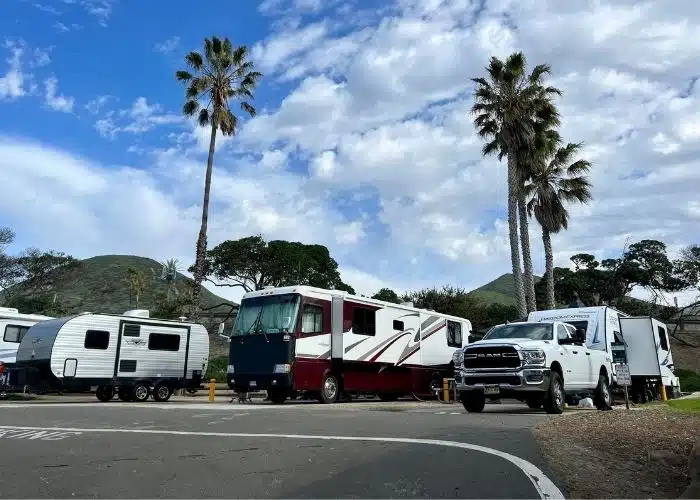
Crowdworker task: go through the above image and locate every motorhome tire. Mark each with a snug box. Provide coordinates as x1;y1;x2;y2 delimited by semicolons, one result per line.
320;373;339;404
132;382;150;402
153;382;172;402
544;372;565;414
593;374;612;410
95;385;114;402
461;392;486;413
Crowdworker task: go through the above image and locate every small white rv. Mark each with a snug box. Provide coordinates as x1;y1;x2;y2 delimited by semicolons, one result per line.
15;309;209;402
1;307;53;389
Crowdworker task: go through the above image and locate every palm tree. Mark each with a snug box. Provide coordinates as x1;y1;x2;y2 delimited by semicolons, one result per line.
176;36;262;320
125;267;148;308
472;52;561;317
525;139;592;310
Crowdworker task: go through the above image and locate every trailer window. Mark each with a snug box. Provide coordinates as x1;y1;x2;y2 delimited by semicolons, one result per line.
301;304;323;334
123;324;141;337
352;307;376;336
3;325;29;343
393;320;404;331
657;326;669;351
446;320;462;347
148;333;180;351
84;330;109;350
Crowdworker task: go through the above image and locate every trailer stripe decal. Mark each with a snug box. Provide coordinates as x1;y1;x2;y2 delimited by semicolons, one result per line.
420;316;439;330
356;330;413;362
368;332;412;362
344;338;369;353
421;321;446;340
396;344;420;366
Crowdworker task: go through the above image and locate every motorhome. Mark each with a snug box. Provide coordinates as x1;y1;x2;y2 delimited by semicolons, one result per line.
0;307;53;389
15;309;209;402
527;306;680;402
223;285;472;404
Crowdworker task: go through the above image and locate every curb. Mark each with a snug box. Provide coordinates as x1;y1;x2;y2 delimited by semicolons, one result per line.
681;439;700;498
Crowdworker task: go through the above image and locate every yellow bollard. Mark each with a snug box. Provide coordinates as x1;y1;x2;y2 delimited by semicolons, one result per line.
208;378;216;402
660;383;667;401
443;378;450;402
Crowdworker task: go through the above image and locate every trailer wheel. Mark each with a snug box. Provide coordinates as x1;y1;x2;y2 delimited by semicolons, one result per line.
132;382;150;402
593;374;612;410
461;391;485;412
320;373;339;404
544;372;565;414
95;385;114;402
153;382;172;402
118;387;134;401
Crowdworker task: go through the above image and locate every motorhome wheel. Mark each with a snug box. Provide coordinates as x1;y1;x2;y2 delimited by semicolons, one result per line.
132;382;150;402
321;373;339;403
153;382;172;402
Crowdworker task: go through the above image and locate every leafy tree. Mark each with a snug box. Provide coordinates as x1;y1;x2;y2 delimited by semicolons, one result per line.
524;140;592;309
125;267;148;308
198;235;355;294
11;248;80;294
372;288;401;303
472;52;561;317
0;227;22;297
176;36;262;320
675;244;700;292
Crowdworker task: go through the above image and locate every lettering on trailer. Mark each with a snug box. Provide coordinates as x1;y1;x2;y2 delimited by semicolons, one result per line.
0;428;83;440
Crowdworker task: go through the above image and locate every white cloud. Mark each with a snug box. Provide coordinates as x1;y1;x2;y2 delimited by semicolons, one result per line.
44;77;74;113
0;42;27;100
93;97;182;138
154;37;180;54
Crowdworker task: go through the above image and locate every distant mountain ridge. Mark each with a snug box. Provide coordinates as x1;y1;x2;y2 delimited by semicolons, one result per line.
468;273;542;306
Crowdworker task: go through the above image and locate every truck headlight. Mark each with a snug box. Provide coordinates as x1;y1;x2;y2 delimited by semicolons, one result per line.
273;364;291;374
227;364;235;374
521;349;546;366
452;350;464;366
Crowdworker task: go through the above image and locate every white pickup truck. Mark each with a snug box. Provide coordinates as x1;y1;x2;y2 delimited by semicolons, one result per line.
453;320;614;414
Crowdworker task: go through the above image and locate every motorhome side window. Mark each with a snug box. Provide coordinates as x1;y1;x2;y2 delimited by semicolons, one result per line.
352;307;376;336
657;326;669;351
3;325;29;343
393;320;404;331
148;332;180;351
301;304;323;333
84;330;109;350
446;320;462;347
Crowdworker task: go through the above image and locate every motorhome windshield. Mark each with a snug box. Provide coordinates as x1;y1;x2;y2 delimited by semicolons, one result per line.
232;293;300;336
482;323;553;341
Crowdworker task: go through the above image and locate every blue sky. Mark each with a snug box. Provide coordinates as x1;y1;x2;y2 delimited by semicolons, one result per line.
1;0;699;306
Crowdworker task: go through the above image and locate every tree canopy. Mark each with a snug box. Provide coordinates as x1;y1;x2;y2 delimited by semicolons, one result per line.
372;288;401;303
199;235;355;294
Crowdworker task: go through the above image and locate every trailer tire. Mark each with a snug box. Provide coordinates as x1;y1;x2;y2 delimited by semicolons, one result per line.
461;392;486;413
544;372;565;414
132;382;150;402
153;382;172;402
320;373;339;404
95;385;114;402
593;374;612;410
118;387;134;401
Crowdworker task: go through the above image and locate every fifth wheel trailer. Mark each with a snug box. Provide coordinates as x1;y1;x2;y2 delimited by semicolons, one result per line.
15;309;209;402
224;285;473;403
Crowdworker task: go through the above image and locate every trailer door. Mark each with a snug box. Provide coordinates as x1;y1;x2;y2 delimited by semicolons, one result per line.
116;322;189;379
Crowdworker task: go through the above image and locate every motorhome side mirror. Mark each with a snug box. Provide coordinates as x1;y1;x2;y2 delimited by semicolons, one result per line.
217;322;231;342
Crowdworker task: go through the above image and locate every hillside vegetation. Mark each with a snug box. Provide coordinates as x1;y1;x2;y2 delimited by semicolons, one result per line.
468;273;542;306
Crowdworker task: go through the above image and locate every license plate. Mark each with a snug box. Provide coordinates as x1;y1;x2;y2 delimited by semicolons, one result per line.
484;384;500;395
249;380;257;387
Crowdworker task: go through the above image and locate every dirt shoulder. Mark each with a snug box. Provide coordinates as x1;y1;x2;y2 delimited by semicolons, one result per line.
534;404;700;498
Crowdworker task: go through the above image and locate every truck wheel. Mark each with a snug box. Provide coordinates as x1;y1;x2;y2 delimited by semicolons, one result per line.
153;382;172;402
95;385;114;402
461;392;486;413
593;374;612;410
544;372;565;414
320;373;339;404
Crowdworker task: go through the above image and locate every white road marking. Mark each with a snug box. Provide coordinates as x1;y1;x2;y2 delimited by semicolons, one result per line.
0;428;82;440
0;425;563;499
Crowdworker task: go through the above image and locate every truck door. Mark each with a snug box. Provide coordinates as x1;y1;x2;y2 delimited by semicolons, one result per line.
556;323;587;388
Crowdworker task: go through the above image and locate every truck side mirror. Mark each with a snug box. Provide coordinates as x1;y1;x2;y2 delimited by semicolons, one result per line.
574;328;586;344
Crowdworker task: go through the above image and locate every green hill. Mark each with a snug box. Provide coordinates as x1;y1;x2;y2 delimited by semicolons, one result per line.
3;254;235;316
469;273;542;306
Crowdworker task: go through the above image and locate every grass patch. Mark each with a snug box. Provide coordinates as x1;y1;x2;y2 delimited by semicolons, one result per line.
677;368;700;392
666;398;700;413
205;355;228;383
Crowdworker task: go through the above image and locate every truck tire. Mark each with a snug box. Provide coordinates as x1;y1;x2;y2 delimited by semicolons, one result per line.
320;373;339;404
544;372;565;414
461;392;486;413
593;374;612;410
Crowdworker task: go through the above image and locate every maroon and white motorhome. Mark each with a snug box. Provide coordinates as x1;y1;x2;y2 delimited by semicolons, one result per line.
224;285;472;403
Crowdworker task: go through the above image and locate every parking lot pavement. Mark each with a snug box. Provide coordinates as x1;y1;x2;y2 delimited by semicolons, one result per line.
0;401;564;498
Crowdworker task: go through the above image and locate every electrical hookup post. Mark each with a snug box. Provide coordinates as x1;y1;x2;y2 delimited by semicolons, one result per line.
615;363;632;410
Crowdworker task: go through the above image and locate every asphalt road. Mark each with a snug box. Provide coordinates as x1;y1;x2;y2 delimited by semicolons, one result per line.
0;400;565;498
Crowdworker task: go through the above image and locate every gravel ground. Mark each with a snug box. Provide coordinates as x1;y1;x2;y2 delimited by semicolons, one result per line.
534;405;700;498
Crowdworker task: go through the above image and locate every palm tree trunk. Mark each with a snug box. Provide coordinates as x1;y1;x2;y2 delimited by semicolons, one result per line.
507;154;527;318
191;119;218;321
518;195;536;312
542;226;555;310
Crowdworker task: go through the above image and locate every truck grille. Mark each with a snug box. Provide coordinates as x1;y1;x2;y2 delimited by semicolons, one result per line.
463;346;520;369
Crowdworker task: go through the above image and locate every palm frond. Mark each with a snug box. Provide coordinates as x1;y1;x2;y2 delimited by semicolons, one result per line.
183;99;199;116
198;108;210;127
240;101;256;117
176;70;192;82
185;52;203;71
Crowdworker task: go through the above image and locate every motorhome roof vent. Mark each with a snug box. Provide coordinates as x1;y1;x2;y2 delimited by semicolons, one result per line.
0;307;19;314
123;309;150;318
178;316;188;322
400;301;413;307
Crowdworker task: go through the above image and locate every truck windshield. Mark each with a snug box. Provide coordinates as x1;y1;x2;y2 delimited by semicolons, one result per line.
482;323;553;341
232;293;300;336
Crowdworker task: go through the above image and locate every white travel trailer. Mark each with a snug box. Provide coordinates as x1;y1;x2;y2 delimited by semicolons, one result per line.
224;285;472;403
15;309;209;402
1;307;53;389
